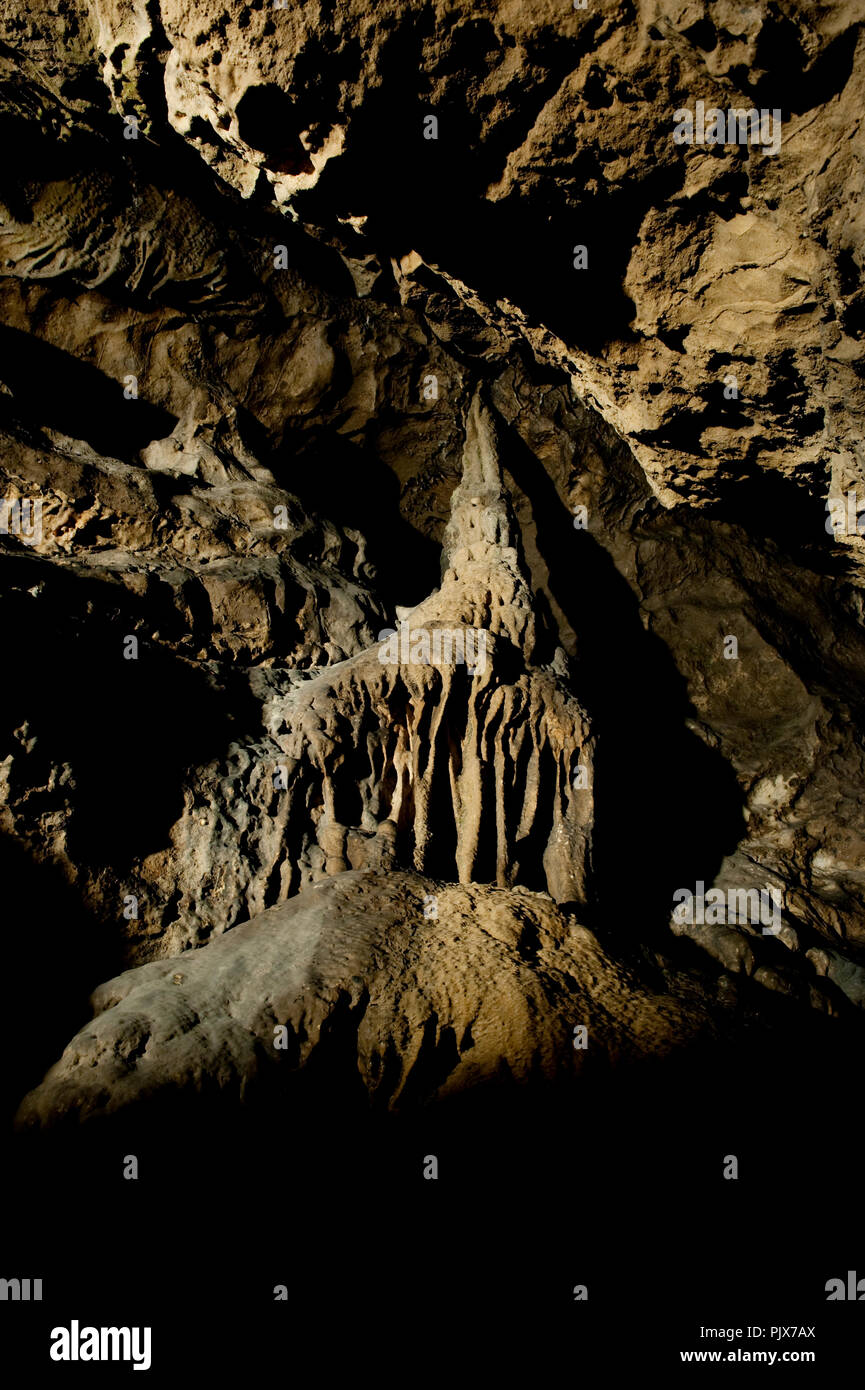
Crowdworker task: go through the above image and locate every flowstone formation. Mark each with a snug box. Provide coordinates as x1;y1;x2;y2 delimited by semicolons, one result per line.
266;393;595;905
16;871;713;1129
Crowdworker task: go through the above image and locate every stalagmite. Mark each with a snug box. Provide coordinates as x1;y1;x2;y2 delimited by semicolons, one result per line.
267;394;595;903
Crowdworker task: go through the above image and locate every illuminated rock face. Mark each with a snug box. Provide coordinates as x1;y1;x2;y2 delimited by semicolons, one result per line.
267;395;594;905
3;3;865;1127
15;871;712;1131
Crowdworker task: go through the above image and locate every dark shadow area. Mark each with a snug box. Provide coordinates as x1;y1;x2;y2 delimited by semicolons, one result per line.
701;466;837;564
235;84;314;175
750;19;858;116
0;325;176;462
274;427;443;608
494;413;745;943
3;978;863;1375
0;835;123;1125
302;32;685;353
0;552;258;866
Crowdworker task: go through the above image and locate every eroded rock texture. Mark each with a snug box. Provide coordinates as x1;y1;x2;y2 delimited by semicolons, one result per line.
3;0;865;1127
261;394;594;912
16;871;714;1129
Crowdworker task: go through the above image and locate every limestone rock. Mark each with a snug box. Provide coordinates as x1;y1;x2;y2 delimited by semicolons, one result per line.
15;871;712;1128
262;393;595;908
2;1;865;1132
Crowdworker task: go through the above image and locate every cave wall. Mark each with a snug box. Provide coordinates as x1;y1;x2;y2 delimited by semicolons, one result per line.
2;0;865;1122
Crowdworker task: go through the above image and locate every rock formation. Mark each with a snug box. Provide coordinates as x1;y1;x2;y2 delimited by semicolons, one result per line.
262;392;594;906
16;870;715;1129
2;1;865;1134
